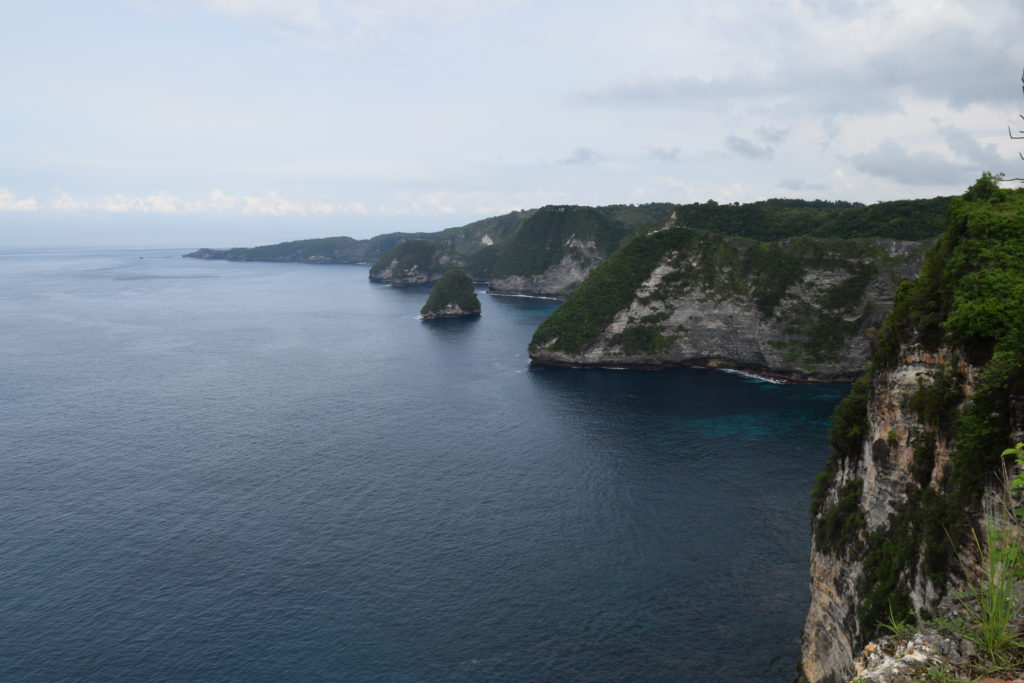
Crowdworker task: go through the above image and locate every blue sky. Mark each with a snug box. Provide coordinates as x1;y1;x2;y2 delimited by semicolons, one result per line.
2;0;1022;247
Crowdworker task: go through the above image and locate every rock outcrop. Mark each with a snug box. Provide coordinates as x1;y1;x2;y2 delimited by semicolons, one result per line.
529;227;930;381
800;177;1024;682
420;269;481;319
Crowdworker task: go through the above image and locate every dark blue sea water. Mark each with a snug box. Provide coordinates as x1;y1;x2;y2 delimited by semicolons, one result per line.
0;248;848;682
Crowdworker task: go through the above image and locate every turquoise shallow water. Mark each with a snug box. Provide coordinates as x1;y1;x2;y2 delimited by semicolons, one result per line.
0;248;848;681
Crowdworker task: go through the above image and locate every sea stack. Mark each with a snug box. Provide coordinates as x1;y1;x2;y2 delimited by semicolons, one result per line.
420;269;481;319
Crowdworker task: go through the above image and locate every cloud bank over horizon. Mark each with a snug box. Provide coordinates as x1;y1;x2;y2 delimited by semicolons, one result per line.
2;0;1023;245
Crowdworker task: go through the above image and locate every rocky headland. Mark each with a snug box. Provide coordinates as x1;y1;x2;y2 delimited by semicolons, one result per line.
528;226;931;381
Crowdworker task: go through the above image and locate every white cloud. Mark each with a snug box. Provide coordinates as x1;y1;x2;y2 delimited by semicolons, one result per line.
848;139;974;186
32;188;554;218
0;188;39;212
52;192;87;212
38;189;373;216
376;189;566;216
191;0;523;48
197;0;332;46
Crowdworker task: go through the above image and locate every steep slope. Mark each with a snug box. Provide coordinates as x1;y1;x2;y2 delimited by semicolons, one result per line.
800;176;1024;682
487;205;638;296
528;225;930;380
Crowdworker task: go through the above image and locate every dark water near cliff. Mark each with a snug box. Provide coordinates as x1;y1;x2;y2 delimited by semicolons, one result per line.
0;248;848;682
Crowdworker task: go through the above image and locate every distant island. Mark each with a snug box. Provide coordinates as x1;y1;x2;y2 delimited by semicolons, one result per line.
420;269;481;319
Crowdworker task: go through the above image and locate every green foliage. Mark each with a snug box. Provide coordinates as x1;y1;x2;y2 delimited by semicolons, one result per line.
463;244;501;280
1007;442;1024;493
964;171;1003;201
911;431;938;487
813;478;866;555
221;236;360;261
920;665;960;683
737;241;807;315
489;205;634;280
858;529;916;641
609;323;675;356
949;349;1024;504
963;516;1024;664
881;602;917;638
906;362;963;439
420;269;481;316
873;181;1024;361
370;240;445;279
672;196;950;242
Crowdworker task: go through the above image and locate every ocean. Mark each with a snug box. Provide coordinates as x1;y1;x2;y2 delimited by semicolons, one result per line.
0;248;848;681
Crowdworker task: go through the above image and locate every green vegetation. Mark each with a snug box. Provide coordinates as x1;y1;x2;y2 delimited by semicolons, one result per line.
672;196;950;242
490;206;632;280
810;176;1024;643
220;236;360;261
529;226;701;355
420;269;480;317
965;510;1024;665
370;240;446;281
813;478;865;554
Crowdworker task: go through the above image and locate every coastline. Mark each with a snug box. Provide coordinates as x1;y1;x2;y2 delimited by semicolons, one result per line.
527;354;857;384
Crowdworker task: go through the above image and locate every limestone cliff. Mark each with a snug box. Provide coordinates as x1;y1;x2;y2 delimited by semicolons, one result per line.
369;240;459;286
800;177;1024;682
529;226;929;381
486;205;648;297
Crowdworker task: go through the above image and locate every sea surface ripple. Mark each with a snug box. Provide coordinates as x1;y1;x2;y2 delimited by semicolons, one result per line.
0;249;848;682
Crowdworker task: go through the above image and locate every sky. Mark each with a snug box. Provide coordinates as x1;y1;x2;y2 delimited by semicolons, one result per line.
2;0;1023;248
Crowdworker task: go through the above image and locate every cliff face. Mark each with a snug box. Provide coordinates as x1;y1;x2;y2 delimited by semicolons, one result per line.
802;345;980;683
800;178;1024;682
529;227;929;380
369;240;457;286
487;235;606;297
485;205;645;297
